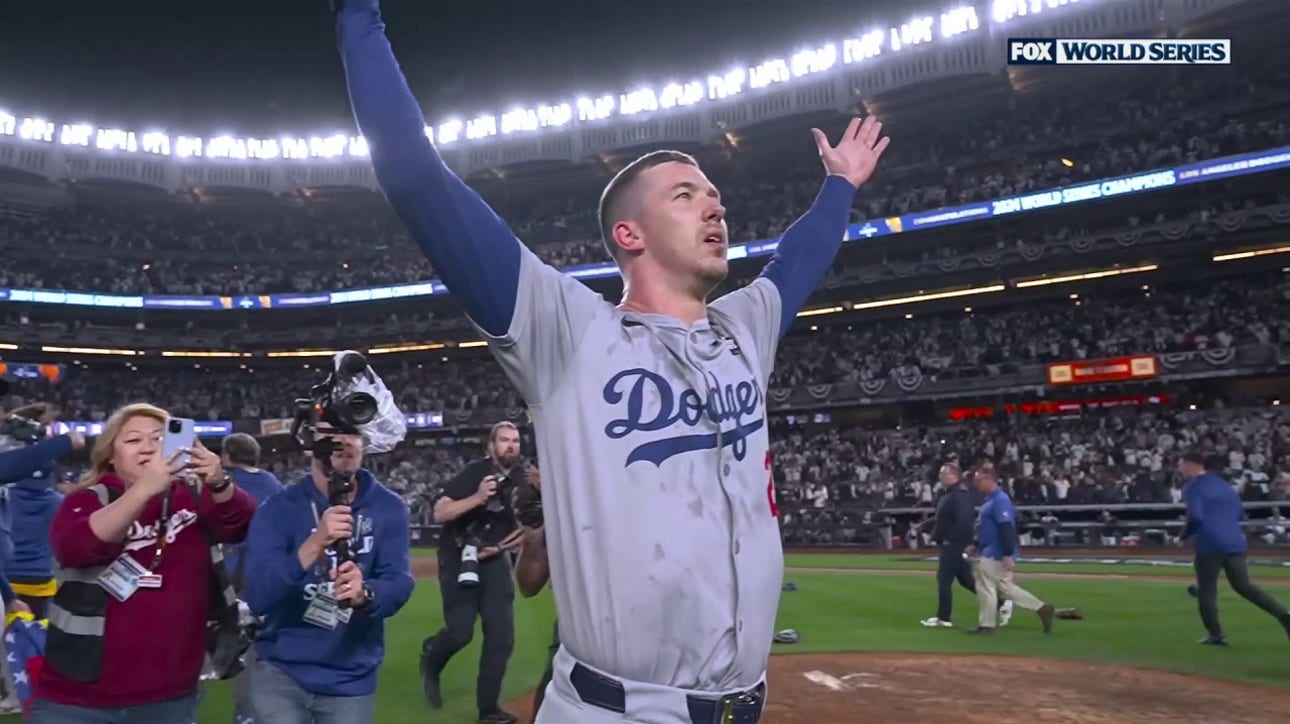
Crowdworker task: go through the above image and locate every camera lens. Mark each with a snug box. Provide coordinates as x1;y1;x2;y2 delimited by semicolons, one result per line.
338;392;378;427
169;419;182;433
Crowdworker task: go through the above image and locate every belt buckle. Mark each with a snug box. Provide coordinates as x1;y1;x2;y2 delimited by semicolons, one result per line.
720;691;758;724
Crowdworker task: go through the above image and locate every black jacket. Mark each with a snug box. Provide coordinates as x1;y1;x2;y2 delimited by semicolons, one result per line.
436;457;523;551
931;483;975;547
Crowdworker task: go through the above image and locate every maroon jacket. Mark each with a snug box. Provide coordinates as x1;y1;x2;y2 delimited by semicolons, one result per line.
35;474;255;709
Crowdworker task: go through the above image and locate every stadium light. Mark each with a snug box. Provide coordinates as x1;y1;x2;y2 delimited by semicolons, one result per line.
437;119;463;145
175;135;204;158
852;283;1007;310
59;123;93;147
368;343;448;356
992;0;1082;25
19;117;54;143
142;131;171;156
1013;264;1158;288
795;305;845;318
0;1;1096;157
940;6;981;38
890;16;935;52
40;346;139;356
266;350;344;358
1212;245;1290;262
96;128;138;153
160;351;252;358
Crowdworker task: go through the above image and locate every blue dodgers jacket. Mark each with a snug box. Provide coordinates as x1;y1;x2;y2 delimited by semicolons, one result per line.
6;471;64;581
1182;472;1249;555
243;470;415;696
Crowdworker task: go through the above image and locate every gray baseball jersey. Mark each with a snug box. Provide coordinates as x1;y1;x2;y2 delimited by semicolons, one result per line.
484;245;784;692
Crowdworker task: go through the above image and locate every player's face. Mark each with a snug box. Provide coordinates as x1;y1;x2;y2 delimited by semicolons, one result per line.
938;466;958;485
491;428;520;467
636;161;729;295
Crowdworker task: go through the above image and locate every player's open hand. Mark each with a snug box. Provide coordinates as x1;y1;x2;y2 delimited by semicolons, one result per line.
812;116;889;188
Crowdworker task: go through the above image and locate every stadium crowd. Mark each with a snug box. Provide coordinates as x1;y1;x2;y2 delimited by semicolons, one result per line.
0;72;1285;296
3;270;1284;424
773;404;1290;546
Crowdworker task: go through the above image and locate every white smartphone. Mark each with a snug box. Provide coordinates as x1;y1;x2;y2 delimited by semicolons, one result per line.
162;417;196;467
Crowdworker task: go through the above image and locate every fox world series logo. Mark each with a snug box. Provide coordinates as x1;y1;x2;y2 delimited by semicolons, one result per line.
1007;38;1231;66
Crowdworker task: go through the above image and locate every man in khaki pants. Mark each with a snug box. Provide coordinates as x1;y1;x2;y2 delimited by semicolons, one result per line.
967;469;1054;635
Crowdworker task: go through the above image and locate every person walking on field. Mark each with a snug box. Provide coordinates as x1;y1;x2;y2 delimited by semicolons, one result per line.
1179;450;1290;645
967;469;1053;635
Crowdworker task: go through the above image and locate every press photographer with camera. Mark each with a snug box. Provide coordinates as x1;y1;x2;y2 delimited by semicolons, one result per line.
242;352;414;724
28;402;256;723
0;404;85;487
420;421;530;724
1;404;84;621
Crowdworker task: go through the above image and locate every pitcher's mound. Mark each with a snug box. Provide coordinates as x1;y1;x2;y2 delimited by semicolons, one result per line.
507;652;1290;723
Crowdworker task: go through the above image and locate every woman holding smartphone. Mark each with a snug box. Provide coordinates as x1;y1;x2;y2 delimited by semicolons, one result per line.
28;402;257;723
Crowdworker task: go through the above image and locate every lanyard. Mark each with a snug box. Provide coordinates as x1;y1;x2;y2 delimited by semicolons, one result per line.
148;487;172;572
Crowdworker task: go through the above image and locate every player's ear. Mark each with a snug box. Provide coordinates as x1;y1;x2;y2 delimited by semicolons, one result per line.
611;219;645;258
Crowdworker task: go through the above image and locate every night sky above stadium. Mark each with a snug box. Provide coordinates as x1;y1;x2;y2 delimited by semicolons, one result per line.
0;0;914;133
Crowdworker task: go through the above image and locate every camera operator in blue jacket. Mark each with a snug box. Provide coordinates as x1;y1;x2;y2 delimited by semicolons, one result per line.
242;424;414;724
0;404;85;617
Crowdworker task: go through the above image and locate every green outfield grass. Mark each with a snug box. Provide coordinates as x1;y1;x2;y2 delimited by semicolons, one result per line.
194;554;1290;723
781;551;1290;578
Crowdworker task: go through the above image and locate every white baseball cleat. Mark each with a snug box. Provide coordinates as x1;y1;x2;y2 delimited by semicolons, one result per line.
920;617;953;627
999;600;1015;626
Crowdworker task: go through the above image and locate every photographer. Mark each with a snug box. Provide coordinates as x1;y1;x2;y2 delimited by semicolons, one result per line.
29;403;255;723
1;404;82;620
420;422;527;724
242;423;414;724
0;407;85;487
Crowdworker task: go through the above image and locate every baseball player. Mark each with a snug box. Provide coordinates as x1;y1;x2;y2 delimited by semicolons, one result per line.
333;3;889;721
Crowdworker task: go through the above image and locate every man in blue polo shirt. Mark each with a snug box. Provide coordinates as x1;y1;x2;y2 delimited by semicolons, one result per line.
1179;450;1290;645
968;468;1054;635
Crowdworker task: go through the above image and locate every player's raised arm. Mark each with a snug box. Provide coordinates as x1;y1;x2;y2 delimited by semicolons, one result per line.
759;116;890;337
333;0;519;337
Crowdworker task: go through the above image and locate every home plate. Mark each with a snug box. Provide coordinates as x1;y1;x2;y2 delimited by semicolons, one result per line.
802;671;850;691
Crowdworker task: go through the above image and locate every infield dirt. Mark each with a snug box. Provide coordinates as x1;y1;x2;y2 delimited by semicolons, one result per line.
407;556;1290;723
498;652;1290;723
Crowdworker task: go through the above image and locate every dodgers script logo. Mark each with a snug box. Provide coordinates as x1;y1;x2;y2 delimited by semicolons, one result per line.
123;510;199;552
603;368;764;466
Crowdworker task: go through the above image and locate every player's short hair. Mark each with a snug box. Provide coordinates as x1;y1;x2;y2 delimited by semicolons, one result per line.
597;150;699;264
490;420;519;444
222;432;260;467
942;462;961;475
